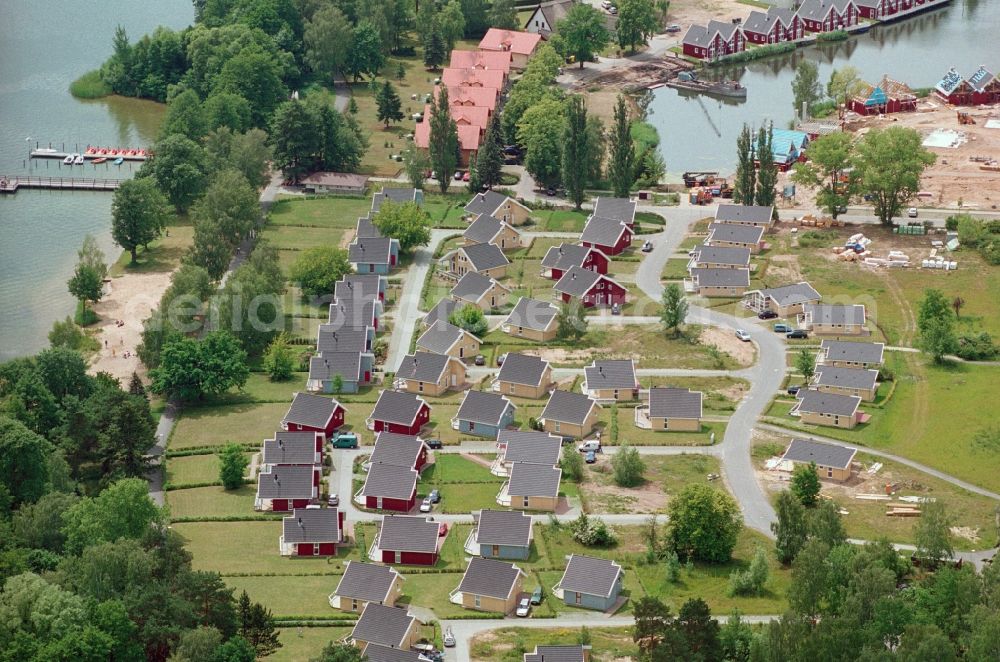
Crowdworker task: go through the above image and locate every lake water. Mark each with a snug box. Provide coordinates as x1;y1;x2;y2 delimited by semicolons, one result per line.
649;0;1000;176
0;0;192;360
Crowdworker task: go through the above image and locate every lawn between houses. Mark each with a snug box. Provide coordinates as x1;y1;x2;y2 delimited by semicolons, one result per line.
471;626;637;662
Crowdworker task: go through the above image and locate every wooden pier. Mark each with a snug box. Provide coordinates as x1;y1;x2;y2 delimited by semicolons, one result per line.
0;176;123;194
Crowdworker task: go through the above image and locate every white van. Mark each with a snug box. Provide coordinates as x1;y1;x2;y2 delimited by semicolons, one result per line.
578;440;601;453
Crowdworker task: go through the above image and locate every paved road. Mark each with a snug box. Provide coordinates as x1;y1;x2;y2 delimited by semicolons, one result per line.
385;228;456;372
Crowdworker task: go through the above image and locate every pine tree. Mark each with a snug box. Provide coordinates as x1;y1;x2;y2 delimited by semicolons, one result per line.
562;95;591;210
476;115;504;189
734;124;756;205
423;24;446;70
608;95;635;198
128;372;147;401
428;86;459;194
376;80;404;127
238;591;281;657
755;123;778;210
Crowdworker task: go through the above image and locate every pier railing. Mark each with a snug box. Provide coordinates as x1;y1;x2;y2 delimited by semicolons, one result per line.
0;176;124;193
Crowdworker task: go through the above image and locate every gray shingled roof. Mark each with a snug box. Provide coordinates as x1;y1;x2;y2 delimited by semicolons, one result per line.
309;353;362;382
504;297;558;332
797;0;854;21
283;392;342;430
795;388;861;417
507;462;562;498
351;603;415;648
257;466;315;499
361;463;419;500
524;646;587;662
464;190;507;216
756;282;821;307
458;557;522;599
708;19;738;40
708;223;765;245
580;215;628;247
457;390;515;426
475;509;533;548
814;366;879;391
459;242;510;272
378;515;440;553
682;24;710;47
558;555;622;598
743;9;780;34
553;266;602;297
263;432;319;465
497;353;549;387
317;326;370;354
451;271;499;303
334;274;384;303
648;388;703;419
370;433;427;468
769;6;797;24
593;197;635;224
282;508;340;543
335;561;401;603
715;204;774;225
370;390;427;426
782;438;857;470
820;340;885;365
350;236;396;265
541;390;597;425
423;298;458;327
357;216;382;238
365;645;426;662
327;298;379;330
500;430;562;466
584;359;637;390
690;267;750;288
372;187;420;213
464;214;506;244
541;243;594;270
691;244;751;267
396;352;453;383
416;320;468;355
804;304;866;326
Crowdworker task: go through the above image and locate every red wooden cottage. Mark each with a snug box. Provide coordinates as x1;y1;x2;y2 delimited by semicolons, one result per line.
374;515;444;566
580;216;633;256
540;243;609;280
255;465;320;512
280;508;344;556
281;392;345;439
968;66;1000;105
797;0;859;33
682;20;746;60
848;76;917;115
371;432;429;472
935;67;974;105
743;7;803;44
261;431;324;480
367;390;432;436
553;266;627;309
359;463;419;512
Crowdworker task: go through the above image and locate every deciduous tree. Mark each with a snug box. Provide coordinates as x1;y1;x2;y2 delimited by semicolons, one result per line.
917;289;957;363
855;126;935;226
914;499;954;563
111;178;171;264
791;132;856;218
660;282;688;337
616;0;659;53
449;305;488;336
304;6;352;83
476;115;504;190
150;331;250;401
262;333;296;382
488;0;519;29
772;489;809;564
428;86;458;194
668;483;742;563
790;461;821;506
733;124;756;205
219;443;249;490
290;246;351;298
755;123;779;210
62;477;164;553
518;97;566;188
795;348;815;381
558;3;610;68
0;416;52;508
147;133;210;214
372;201;431;252
608;95;636;198
562;95;591;210
612;443;645;487
67;263;103;319
792;60;821;116
162;88;207;141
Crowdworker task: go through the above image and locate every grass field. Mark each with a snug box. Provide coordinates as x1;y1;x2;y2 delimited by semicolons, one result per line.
269;196;369;229
165;452;247;487
170;402;289;449
399;572;470;619
226;574;338;617
640;376;750;413
273;627;353;662
110;222;194;276
471;626;636;662
166;485;258;519
581;454;724;514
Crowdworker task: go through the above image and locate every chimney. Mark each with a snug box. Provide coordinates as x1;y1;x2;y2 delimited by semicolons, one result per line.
298;517;304;527
599;366;604;376
278;438;284;449
273;473;280;484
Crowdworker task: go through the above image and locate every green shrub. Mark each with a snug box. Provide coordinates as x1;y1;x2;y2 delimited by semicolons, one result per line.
69;70;111;99
817;29;848;42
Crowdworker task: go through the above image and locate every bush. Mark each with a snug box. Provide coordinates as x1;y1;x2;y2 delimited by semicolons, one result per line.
611;443;645;488
560;448;584;482
48;316;97;352
569;512;617;547
263;332;296;381
817;29;848;42
956;332;999;360
74;300;98;326
664;549;681;583
710;41;795;65
69;69;111;99
727;545;769;596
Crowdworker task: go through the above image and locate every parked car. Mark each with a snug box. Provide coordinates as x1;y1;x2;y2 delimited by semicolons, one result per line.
474;354;486;366
330;432;359;449
530;586;543;605
443;627;456;648
578;439;601;453
454;171;463;181
665;24;682;33
429;489;441;504
758;310;778;320
608;5;617;14
835;204;848;214
502;145;521;156
463;171;471;182
907;207;919;218
641;240;653;252
601;0;611;8
426;438;443;450
516;597;531;617
735;329;751;342
438;522;449;536
419;498;433;513
787;385;801;396
773;323;792;333
327;493;339;506
611;303;621;315
786;329;809;339
496;352;507;367
546;187;557;196
585;450;597;464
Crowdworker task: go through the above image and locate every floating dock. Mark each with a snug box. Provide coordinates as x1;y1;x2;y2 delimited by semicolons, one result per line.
0;176;124;194
30;147;147;161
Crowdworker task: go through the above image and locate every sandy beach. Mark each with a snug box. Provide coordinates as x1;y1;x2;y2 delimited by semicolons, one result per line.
88;271;173;383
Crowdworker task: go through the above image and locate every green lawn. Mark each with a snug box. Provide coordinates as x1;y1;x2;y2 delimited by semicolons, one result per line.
110;222;194;276
470;626;636;662
166;485;259;519
661;257;692;281
581;454;724;515
603;406;726;447
540;209;590;232
263;225;347;252
269;196;370;229
204;372;308;406
272;627;354;662
437;523;474;570
169;402;290;450
398;572;470;619
226;574;337;617
640;376;749;413
166;452;250;487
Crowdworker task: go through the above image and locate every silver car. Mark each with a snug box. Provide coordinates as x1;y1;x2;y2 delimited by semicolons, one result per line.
443;627;456;648
516;597;531;617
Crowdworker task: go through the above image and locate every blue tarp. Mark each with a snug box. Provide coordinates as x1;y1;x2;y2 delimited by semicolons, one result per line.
865;86;888;107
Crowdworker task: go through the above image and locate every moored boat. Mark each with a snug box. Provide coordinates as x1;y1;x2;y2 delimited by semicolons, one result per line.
63;155;74;164
112;156;124;165
92;157;107;164
73;154;85;165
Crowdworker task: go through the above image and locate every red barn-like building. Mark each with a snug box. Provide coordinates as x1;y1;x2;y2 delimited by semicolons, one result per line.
798;0;859;33
682;20;746;60
371;432;429;472
375;515;443;566
540;243;609;280
280;508;344;556
554;267;628;308
256;465;320;512
281;392;345;438
359;463;419;512
367;390;431;436
848;76;917;115
580;216;633;257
